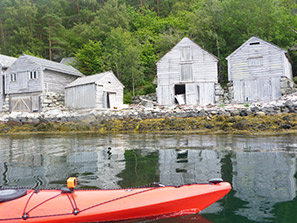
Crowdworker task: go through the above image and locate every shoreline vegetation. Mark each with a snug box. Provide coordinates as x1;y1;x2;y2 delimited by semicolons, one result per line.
1;93;296;135
0;113;296;135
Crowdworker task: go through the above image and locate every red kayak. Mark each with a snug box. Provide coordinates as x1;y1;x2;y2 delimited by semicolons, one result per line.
0;178;231;223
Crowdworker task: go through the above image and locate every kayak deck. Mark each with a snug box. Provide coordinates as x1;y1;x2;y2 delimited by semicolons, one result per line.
0;182;231;223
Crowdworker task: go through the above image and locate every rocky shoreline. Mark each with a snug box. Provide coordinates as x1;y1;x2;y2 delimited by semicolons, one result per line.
0;93;296;134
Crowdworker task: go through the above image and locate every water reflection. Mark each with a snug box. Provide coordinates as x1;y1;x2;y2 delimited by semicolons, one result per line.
232;152;296;222
0;133;296;223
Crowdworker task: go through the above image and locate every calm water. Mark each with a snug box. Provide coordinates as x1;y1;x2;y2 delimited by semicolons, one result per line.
0;133;297;223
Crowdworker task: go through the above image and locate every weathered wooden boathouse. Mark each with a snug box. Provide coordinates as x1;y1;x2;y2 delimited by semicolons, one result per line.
5;54;83;112
156;37;219;106
0;54;17;112
65;71;124;109
226;36;293;103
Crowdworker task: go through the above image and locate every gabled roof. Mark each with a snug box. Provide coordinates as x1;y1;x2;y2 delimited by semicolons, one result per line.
226;36;287;60
21;54;83;77
65;71;124;88
0;54;17;68
156;37;219;64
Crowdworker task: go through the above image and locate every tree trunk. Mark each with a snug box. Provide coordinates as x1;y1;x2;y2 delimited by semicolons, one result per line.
140;0;143;6
216;35;220;58
157;0;160;16
132;70;135;97
48;24;52;61
0;18;6;46
76;0;81;22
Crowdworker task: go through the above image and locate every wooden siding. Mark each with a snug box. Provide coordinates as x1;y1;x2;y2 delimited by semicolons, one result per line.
65;84;96;109
283;54;293;80
227;37;292;81
66;72;124;109
156;85;174;105
227;37;292;103
0;73;3;95
96;74;124;108
157;38;218;86
157;37;218;106
9;93;41;112
5;56;43;94
233;78;281;102
157;82;215;106
43;70;77;94
0;95;3;112
228;43;283;81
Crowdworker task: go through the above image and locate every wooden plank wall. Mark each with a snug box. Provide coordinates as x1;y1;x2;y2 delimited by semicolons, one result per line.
65;84;96;109
233;78;281;102
9;93;41;112
43;70;77;94
157;37;218;106
228;39;284;81
283;54;293;80
5;56;42;94
0;73;3;112
96;74;123;108
66;73;123;109
0;95;3;112
228;37;290;102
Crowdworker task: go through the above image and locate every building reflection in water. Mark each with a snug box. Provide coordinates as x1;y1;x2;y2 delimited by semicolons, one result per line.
232;151;296;222
0;134;296;222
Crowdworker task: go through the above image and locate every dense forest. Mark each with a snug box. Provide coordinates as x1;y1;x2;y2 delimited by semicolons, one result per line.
0;0;296;101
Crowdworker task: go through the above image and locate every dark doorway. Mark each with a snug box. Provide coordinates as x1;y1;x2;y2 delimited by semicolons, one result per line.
174;84;186;104
174;85;185;94
106;92;110;108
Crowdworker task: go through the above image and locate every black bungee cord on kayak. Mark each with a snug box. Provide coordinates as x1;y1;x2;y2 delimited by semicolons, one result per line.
0;177;164;221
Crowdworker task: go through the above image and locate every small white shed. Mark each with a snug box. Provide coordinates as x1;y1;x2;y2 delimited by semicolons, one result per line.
226;36;293;103
65;71;124;109
156;37;219;106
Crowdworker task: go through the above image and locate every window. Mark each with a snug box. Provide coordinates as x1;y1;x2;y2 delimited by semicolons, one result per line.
180;63;193;81
248;57;263;67
181;47;191;61
29;71;38;80
250;42;260;45
10;73;16;82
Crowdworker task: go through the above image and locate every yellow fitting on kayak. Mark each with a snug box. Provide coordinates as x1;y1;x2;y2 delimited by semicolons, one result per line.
67;177;77;189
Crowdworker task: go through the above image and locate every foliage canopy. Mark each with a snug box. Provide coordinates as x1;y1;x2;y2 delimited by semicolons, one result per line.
0;0;296;100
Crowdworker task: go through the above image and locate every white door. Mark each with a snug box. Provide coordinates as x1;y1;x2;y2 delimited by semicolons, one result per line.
185;83;198;105
108;93;117;108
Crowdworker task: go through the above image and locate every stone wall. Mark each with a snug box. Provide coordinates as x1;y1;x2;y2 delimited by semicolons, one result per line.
40;92;65;112
281;77;296;95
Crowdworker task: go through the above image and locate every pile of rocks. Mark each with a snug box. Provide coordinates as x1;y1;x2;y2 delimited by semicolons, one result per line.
41;92;65;112
0;92;296;124
132;93;157;105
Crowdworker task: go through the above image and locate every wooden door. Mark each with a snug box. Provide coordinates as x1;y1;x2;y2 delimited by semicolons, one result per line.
10;95;31;112
31;95;40;112
108;93;117;109
185;83;198;105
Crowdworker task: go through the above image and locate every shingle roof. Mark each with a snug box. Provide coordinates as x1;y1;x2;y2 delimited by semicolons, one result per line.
22;54;83;77
0;54;17;68
66;71;124;88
